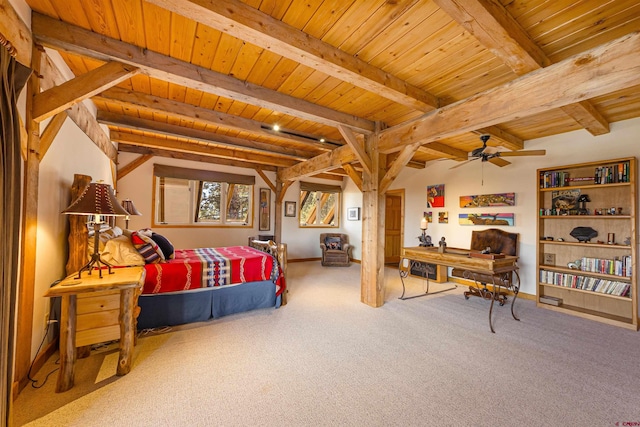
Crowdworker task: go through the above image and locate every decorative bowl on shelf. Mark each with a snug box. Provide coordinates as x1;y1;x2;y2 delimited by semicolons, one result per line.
569;226;598;242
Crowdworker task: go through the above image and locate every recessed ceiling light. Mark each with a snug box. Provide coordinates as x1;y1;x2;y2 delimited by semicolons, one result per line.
320;138;325;142
273;124;280;131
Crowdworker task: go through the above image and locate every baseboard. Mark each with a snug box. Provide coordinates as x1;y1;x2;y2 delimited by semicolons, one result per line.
288;257;361;264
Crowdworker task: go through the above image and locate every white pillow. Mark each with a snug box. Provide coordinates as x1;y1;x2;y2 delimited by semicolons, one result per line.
101;235;145;266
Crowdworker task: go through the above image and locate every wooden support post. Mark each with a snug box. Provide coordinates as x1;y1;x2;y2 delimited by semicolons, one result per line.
360;126;386;307
15;45;41;393
274;177;284;244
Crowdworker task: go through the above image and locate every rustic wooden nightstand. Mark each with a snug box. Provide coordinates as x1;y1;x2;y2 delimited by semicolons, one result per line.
45;266;145;392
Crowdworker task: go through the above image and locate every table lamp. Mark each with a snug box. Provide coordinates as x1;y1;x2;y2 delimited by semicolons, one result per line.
62;182;129;278
120;199;141;229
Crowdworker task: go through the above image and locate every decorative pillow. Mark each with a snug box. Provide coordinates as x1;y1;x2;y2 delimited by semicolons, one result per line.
151;232;175;260
101;235;145;266
325;236;342;250
131;230;165;264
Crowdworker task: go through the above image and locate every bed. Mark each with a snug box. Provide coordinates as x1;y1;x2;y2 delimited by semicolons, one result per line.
69;224;287;332
135;242;287;329
66;177;286;340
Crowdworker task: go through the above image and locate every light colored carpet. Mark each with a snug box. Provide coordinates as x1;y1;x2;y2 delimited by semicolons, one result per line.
14;262;640;426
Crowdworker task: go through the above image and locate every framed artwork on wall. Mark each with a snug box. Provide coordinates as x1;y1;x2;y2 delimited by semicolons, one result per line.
459;192;515;208
347;207;360;221
438;212;448;224
458;213;515;226
259;188;271;230
284;201;296;217
427;184;445;208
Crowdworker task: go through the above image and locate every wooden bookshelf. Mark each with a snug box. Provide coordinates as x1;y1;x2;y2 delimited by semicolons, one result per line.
536;157;638;330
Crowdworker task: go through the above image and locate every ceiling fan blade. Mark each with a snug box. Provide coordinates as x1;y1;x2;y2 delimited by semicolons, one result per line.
488;156;511;167
450;157;479;169
499;149;546;157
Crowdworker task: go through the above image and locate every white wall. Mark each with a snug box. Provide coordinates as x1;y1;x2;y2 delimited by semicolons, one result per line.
117;154;279;249
340;117;640;297
119;117;640;297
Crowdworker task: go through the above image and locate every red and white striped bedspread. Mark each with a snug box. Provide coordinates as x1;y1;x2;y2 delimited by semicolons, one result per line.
143;245;284;296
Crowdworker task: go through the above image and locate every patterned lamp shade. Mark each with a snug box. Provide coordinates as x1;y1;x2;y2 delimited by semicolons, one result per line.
62;182;128;278
121;199;142;216
62;182;129;217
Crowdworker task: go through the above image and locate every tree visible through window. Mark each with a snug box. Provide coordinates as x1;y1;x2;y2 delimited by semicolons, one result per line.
299;189;339;227
153;165;254;227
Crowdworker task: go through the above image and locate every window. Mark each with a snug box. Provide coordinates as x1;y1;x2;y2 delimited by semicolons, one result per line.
153;165;254;227
299;182;341;227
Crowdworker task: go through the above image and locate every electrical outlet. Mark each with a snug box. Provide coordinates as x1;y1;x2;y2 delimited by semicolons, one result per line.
44;312;50;331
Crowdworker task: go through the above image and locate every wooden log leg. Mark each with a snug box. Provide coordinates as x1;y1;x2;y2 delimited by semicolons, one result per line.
117;288;135;376
56;295;77;392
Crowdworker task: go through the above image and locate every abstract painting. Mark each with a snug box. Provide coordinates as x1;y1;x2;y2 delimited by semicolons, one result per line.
459;192;515;208
458;213;514;226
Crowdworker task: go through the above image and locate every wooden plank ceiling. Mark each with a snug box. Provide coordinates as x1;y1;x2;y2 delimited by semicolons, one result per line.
26;0;640;179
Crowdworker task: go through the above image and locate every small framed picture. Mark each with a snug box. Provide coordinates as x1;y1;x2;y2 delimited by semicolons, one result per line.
284;201;296;217
347;207;360;221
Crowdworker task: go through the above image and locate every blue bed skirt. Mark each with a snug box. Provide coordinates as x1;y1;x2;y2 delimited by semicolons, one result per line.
137;280;281;330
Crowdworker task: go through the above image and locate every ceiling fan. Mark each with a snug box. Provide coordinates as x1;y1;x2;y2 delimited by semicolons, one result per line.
450;134;546;169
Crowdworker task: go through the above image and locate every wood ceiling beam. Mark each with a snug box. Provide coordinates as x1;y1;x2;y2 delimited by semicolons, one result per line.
146;0;439;112
342;164;362;192
435;0;609;135
278;145;356;182
119;143;278;171
380;142;422;194
113;132;295;167
32;12;376;134
0;0;32;66
117;154;153;180
338;125;371;175
32;61;139;123
95;88;338;153
377;32;640;153
100;112;313;161
39;112;67;160
38;50;116;161
434;0;549;74
281;32;640;180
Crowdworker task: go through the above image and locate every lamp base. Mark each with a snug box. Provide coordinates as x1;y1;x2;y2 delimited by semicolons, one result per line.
75;222;114;279
75;252;114;279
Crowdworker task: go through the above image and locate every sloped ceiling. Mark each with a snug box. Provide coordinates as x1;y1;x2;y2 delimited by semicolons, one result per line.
26;0;640;179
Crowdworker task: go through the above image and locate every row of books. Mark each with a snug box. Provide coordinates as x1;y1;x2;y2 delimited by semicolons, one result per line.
594;162;630;184
539;171;569;188
539;161;630;188
580;256;632;277
539;270;631;297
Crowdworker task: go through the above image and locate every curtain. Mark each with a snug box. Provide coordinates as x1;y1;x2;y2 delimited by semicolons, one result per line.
1;43;31;425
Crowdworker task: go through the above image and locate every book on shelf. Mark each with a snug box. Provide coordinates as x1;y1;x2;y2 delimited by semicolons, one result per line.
539;269;631;297
594;162;630;184
580;256;632;277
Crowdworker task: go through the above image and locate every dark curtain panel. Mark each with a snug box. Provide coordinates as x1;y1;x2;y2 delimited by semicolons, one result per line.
1;45;31;426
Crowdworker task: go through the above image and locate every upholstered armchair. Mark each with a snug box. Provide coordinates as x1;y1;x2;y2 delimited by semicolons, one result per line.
320;233;352;267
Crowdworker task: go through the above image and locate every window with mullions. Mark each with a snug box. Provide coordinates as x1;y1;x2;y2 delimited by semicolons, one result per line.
153;164;254;227
299;182;341;227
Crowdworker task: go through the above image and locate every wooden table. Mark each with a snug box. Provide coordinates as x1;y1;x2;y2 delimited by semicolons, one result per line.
400;246;520;332
45;266;145;392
